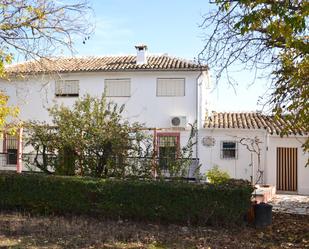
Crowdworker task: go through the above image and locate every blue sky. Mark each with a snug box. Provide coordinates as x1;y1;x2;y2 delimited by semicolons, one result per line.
73;0;270;112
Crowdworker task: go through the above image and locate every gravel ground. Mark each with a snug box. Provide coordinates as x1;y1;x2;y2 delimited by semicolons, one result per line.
269;194;309;215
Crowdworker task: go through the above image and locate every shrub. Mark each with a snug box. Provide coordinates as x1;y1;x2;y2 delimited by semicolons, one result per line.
206;165;230;184
25;94;153;178
0;172;253;226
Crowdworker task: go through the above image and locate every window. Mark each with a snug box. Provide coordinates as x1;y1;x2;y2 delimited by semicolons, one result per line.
105;79;131;97
7;149;17;165
157;133;180;171
4;135;18;165
221;141;238;159
55;80;79;97
157;78;185;96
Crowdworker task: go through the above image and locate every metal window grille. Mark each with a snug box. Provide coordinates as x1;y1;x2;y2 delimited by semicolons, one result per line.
220;141;238;159
7;149;17;165
158;135;178;171
1;135;18;166
55;80;79;97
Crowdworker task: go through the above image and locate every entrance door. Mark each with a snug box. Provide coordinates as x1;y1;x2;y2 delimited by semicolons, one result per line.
276;147;297;192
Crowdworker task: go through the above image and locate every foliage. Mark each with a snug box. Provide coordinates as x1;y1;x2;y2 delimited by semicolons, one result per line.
0;91;19;132
206;165;230;184
0;0;92;135
24;122;57;174
200;0;308;155
0;172;254;226
25;94;153;178
156;122;199;178
0;0;92;78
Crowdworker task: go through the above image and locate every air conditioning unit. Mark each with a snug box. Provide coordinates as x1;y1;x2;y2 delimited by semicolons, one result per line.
170;116;187;128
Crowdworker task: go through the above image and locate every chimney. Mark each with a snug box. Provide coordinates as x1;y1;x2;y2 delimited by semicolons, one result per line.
135;44;148;65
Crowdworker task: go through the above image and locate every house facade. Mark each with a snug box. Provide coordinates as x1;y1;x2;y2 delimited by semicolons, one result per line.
0;46;308;195
0;45;210;176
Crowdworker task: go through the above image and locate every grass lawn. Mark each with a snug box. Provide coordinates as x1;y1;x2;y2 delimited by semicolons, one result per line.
0;212;308;249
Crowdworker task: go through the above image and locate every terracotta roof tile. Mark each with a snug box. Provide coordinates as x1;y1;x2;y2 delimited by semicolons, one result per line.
204;112;307;135
5;55;207;75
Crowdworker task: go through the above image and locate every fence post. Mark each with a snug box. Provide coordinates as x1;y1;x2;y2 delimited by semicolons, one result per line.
16;127;23;173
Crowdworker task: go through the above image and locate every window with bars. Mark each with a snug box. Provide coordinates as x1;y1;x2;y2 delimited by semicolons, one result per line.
156;78;185;96
4;135;18;165
55;80;79;97
157;134;180;170
7;149;17;165
221;141;238;159
104;79;131;97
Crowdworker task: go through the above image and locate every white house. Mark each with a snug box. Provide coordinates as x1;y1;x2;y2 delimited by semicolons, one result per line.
0;45;308;195
0;45;209;175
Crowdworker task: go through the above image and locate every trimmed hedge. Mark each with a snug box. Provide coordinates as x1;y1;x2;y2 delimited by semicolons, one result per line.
0;173;253;225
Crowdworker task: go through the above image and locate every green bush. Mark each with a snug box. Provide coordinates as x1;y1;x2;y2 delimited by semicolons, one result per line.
206;165;230;184
0;172;253;226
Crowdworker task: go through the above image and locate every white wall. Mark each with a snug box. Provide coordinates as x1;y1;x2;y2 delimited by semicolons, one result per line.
266;135;309;195
198;129;267;182
198;129;309;195
0;70;204;169
1;71;205;129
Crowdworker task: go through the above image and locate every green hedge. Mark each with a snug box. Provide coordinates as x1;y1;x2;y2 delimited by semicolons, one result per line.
0;173;253;225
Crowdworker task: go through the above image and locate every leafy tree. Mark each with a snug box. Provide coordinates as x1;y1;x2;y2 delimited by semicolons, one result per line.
24;121;58;174
0;0;92;77
0;91;19;132
25;94;154;178
0;0;92;131
199;1;308;153
25;95;199;179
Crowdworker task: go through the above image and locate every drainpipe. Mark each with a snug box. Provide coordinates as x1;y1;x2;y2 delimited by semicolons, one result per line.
16;127;23;173
195;71;203;161
264;131;269;184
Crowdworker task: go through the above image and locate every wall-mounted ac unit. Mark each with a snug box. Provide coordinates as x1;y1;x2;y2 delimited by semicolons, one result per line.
170;116;187;128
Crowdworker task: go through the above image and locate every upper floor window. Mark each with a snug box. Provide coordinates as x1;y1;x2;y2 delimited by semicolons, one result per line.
156;78;185;96
104;79;131;97
221;141;238;159
55;80;79;97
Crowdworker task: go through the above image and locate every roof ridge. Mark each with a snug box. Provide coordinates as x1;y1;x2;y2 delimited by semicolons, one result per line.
5;53;208;74
204;110;307;135
210;110;266;115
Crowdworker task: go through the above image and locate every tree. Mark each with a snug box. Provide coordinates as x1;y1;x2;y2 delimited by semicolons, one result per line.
0;0;92;77
0;0;92;131
24;121;58;174
199;1;308;153
0;91;19;132
239;136;263;184
25;94;154;178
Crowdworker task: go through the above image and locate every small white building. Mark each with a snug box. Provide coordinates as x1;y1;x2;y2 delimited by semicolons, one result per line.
200;112;309;195
0;46;308;195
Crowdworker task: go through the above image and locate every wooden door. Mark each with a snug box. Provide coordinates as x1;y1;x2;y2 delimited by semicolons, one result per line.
276;147;297;192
